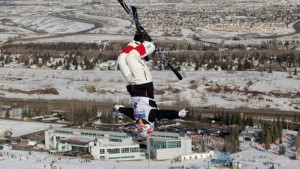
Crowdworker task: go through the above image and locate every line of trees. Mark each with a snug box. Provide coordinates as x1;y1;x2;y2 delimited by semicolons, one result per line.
99;112;119;124
22;106;50;118
185;109;202;122
2;41;300;71
213;111;254;126
64;103;98;126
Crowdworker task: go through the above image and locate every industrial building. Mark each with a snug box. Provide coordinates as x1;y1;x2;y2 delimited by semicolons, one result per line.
45;127;144;160
148;132;192;160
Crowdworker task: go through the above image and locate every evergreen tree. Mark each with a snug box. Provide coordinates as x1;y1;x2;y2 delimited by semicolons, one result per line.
294;128;300;151
265;131;271;150
197;112;202;122
21;108;28;118
237;59;243;70
114;112;119;123
244;59;251;69
278;144;286;155
73;56;78;66
84;56;91;69
223;127;240;153
5;109;10;119
201;139;206;152
259;117;262;125
100;112;107;123
248;116;253;126
271;120;279;143
0;55;4;61
281;117;287;129
195;61;200;71
58;60;63;66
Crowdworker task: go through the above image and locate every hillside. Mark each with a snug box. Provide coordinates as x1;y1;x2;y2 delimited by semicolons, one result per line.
0;68;299;111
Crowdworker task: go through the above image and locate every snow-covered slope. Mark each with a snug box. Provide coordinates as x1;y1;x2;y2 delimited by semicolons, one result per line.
0;68;299;111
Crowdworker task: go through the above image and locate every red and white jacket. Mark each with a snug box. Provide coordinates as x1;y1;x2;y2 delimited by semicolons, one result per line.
117;41;155;85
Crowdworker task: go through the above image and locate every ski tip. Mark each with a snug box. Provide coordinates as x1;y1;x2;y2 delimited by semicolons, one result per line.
118;0;124;3
176;73;183;80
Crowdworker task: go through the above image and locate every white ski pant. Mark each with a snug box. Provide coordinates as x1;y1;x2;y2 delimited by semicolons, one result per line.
118;41;155;85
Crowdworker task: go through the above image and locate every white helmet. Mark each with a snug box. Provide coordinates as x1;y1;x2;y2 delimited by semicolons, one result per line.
138;124;154;138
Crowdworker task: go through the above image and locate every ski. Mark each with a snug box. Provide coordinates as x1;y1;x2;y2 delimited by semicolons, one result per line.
117;0;183;80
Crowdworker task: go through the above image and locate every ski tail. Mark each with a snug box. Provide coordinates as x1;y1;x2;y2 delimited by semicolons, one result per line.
131;6;139;23
117;0;183;81
118;0;131;14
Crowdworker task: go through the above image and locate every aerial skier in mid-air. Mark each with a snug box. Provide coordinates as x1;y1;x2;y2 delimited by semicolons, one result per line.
114;0;187;137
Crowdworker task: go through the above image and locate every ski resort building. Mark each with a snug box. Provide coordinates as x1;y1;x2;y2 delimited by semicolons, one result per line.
148;132;192;160
45;127;144;160
238;124;262;142
179;151;214;161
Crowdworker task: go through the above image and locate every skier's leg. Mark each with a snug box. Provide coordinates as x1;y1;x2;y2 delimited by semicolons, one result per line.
126;82;155;99
118;41;140;84
125;41;155;85
148;109;181;122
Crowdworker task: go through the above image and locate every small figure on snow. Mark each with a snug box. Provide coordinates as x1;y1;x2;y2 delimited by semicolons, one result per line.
115;31;187;137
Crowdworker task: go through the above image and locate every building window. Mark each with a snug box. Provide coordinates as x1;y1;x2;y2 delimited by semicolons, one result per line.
130;147;139;153
121;148;129;153
121;156;134;159
107;148;120;154
109;157;120;159
166;141;181;148
245;137;251;141
152;140;166;149
109;138;122;142
100;149;105;154
109;156;134;159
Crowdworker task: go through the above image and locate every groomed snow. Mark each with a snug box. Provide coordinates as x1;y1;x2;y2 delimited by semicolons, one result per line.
0;119;66;137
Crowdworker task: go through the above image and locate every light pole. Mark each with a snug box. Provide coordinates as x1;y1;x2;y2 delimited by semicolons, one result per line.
147;136;151;169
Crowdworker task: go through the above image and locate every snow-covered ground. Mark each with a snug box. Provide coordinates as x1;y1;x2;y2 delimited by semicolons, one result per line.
2;16;94;34
0;68;299;111
0;119;66;137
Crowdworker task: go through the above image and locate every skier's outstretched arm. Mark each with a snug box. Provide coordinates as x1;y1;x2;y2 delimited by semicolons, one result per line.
118;107;135;121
